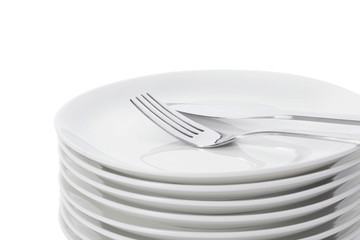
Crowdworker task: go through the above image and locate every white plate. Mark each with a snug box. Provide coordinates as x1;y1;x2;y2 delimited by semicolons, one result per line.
324;221;360;240
61;143;360;207
60;165;360;231
60;198;360;240
61;200;360;240
60;204;142;240
61;153;360;222
279;204;360;240
59;213;80;240
60;203;152;240
283;209;360;240
60;183;360;240
55;70;360;184
60;142;360;200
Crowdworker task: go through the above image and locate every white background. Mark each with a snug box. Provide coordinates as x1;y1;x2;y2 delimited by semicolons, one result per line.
1;0;360;239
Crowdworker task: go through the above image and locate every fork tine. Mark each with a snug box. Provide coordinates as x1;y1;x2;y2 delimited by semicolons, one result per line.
141;94;200;135
145;93;205;132
130;97;194;139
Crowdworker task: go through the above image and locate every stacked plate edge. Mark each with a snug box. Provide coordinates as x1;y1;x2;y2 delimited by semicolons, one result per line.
56;71;360;240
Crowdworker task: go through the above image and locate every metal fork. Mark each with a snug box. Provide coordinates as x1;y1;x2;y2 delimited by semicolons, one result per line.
130;93;360;148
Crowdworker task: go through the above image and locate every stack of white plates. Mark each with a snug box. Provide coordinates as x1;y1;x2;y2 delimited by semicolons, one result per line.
56;71;360;240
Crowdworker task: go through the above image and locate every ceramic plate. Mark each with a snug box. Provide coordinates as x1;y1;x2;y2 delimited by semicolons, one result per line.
61;143;360;212
60;146;360;208
59;213;80;240
60;142;360;200
60;200;360;240
61;199;360;240
55;71;360;184
60;167;360;230
60;185;360;240
279;204;360;240
60;204;144;240
324;221;360;240
61;152;360;221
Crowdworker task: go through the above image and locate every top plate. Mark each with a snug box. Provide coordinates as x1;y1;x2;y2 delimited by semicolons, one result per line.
55;71;360;184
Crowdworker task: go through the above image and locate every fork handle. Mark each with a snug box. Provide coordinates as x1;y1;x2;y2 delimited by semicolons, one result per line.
238;108;360;126
271;111;360;126
244;129;360;145
172;103;360;126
